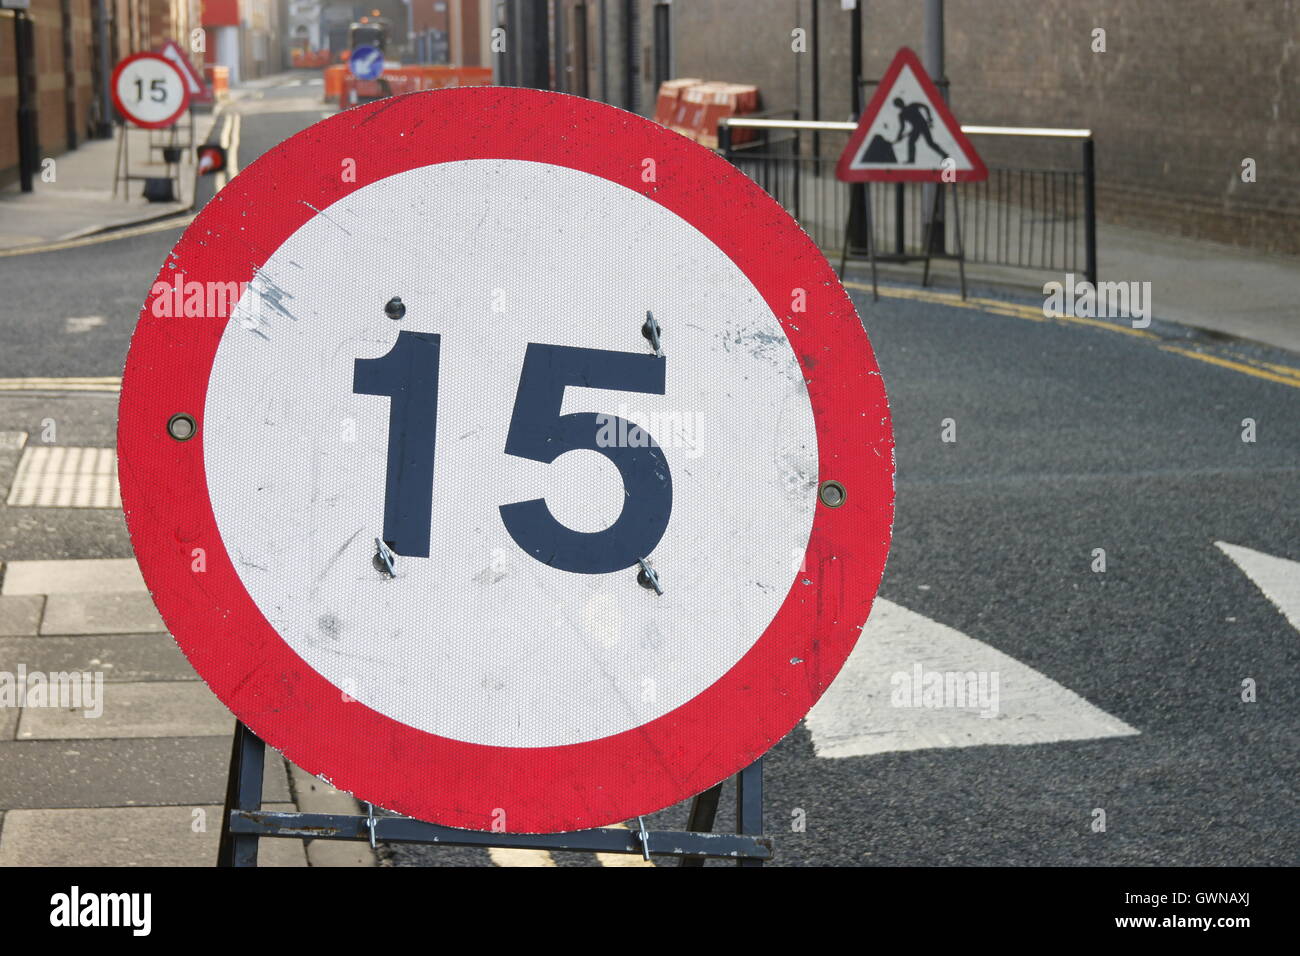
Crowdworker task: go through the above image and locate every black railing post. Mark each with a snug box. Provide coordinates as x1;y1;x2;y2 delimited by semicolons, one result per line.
894;183;905;254
1082;136;1098;287
14;12;40;193
718;121;732;160
792;113;801;222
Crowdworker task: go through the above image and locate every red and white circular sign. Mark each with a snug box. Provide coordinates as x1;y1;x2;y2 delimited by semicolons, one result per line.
111;52;191;129
118;88;894;833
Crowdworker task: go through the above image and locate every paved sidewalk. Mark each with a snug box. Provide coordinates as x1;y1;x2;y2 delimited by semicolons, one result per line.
0;425;372;866
0;110;220;251
855;220;1300;356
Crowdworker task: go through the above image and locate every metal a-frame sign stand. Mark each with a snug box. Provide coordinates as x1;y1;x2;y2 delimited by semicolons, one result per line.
116;88;895;876
836;179;967;302
834;48;984;301
217;722;771;866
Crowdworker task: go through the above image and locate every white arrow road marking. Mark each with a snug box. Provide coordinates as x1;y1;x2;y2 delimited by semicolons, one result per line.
1216;541;1300;633
805;599;1138;758
63;316;105;334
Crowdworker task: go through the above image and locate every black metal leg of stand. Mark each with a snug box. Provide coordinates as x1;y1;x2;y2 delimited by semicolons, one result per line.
951;182;967;300
736;758;764;867
921;185;940;288
865;183;879;301
112;124;122;199
217;721;265;867
678;781;724;867
837;206;851;280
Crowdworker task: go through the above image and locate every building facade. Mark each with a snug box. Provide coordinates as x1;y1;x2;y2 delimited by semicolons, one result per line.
501;0;1299;256
665;0;1299;255
2;0;203;186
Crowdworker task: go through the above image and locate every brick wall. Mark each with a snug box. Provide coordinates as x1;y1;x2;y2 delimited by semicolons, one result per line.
2;1;100;186
2;0;196;189
671;0;1300;255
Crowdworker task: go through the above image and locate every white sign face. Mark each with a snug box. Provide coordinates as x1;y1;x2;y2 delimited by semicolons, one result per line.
112;54;189;127
202;160;818;748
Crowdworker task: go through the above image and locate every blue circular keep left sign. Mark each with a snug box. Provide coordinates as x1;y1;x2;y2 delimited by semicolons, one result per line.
349;45;384;81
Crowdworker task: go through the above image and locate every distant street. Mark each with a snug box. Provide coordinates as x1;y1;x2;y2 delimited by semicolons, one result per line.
0;74;1296;867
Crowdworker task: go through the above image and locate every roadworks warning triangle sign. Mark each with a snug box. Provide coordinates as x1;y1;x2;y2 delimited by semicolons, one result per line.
837;47;986;183
158;38;211;102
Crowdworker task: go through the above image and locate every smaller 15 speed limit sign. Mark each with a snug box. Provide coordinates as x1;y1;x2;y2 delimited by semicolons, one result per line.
111;52;190;129
118;88;895;833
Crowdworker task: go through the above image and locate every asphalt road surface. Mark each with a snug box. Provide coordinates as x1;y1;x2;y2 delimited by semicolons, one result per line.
0;74;1295;867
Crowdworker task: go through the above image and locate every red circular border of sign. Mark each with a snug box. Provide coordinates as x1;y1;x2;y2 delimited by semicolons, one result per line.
110;52;191;130
118;88;895;833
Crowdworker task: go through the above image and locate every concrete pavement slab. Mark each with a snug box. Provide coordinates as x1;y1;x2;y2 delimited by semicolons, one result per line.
0;595;43;635
0;737;291;809
40;592;165;635
1;703;15;741
16;681;230;739
0;635;195;682
0;803;307;867
287;763;375;867
2;557;145;595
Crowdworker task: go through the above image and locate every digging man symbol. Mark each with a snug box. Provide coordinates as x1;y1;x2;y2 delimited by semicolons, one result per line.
892;97;949;164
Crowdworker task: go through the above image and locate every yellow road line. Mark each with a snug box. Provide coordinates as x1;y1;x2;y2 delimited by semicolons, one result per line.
225;111;242;180
847;282;1047;321
847;280;1299;386
1158;346;1300;390
0;377;122;392
1234;357;1300;381
1044;311;1159;340
848;280;1161;337
214;113;233;191
0;215;196;258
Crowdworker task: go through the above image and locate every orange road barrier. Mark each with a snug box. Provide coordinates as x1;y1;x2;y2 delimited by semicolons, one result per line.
324;64;347;102
293;50;331;69
338;66;494;107
205;65;230;100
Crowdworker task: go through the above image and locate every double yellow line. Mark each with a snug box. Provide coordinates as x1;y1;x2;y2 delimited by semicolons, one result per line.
845;280;1300;391
0;376;122;392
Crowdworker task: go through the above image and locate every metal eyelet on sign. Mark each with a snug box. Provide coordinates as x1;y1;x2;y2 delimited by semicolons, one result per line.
636;558;663;595
818;480;847;508
374;538;397;577
167;413;197;442
385;297;406;321
641;310;663;357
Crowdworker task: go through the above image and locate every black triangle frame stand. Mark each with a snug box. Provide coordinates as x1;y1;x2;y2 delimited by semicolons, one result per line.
837;179;968;302
217;721;771;867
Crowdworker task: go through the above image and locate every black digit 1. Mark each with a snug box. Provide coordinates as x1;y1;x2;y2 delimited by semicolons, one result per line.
353;331;441;557
133;78;144;102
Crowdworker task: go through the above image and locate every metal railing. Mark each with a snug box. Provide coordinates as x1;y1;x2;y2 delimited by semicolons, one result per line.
718;118;1097;286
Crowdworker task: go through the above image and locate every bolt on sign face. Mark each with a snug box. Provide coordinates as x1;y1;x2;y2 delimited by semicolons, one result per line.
111;52;191;129
118;88;895;833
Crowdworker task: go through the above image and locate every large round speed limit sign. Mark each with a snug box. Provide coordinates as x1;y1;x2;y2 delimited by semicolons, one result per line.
111;52;190;129
119;88;894;833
